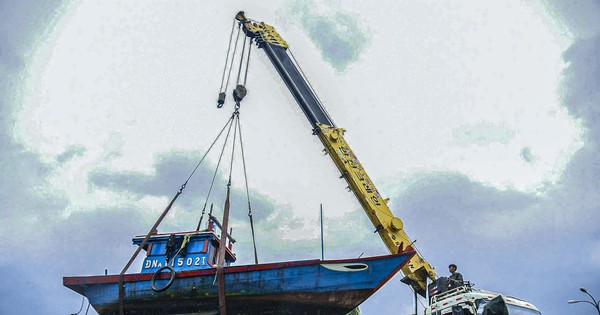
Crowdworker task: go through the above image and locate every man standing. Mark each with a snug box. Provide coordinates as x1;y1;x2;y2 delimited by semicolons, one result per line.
448;264;464;289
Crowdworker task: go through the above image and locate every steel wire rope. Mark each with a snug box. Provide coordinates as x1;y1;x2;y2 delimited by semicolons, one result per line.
227;113;239;183
218;19;238;94
224;23;242;95
288;48;335;126
418;294;426;309
192;115;233;229
236;114;259;264
213;113;239;313
236;36;248;85
184;113;236;190
70;296;85;315
196;112;237;230
243;39;252;86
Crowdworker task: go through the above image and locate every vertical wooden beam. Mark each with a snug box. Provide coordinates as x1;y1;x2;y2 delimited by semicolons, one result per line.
217;185;232;315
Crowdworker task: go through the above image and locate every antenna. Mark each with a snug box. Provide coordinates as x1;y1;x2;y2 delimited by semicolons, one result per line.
320;204;324;260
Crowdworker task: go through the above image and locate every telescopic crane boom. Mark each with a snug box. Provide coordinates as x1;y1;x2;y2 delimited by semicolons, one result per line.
234;11;436;297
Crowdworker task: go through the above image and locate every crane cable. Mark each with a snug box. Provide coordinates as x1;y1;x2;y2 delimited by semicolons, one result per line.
218;19;242;108
195;112;237;230
235;36;247;86
236;114;259;264
243;39;252;86
288;48;335;127
214;106;240;315
212;18;259;264
70;296;85;315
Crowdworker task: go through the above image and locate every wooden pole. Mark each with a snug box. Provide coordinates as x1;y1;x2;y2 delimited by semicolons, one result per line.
119;189;182;315
217;184;232;315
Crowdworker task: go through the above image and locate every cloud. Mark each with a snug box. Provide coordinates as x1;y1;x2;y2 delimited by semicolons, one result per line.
520;146;535;164
540;33;600;233
0;205;154;314
87;149;381;264
2;2;600;314
88;150;280;224
453;122;515;146
561;34;600;130
391;172;540;244
0;41;25;73
387;170;600;313
286;0;370;72
56;144;86;164
388;32;600;297
87;151;201;198
0;0;69;222
543;0;600;38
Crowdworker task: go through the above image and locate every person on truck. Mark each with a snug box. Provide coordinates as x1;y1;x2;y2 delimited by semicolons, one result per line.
448;263;464;289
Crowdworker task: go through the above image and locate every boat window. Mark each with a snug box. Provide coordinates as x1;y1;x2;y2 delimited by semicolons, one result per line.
187;240;209;254
149;242;167;256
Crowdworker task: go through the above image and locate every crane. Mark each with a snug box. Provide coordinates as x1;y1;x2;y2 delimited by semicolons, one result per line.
228;11;542;315
232;11;435;297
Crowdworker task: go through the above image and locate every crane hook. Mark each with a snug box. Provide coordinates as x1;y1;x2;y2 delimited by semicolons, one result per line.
217;92;226;108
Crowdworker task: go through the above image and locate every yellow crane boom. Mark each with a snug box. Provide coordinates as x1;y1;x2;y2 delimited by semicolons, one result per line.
235;11;437;296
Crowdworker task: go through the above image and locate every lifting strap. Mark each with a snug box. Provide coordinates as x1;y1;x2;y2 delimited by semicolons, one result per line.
216;183;231;315
216;110;239;315
236;115;259;264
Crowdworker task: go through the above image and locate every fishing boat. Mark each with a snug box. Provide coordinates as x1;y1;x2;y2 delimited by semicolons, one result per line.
63;219;415;315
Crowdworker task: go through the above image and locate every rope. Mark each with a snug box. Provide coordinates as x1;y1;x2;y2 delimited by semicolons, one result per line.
70;296;85;315
170;233;193;265
225;24;242;94
216;184;232;315
216;117;239;314
236;114;259;264
288;48;335;126
196;112;237;229
196;202;208;231
194;114;236;230
219;19;237;93
243;39;252;86
227;113;239;183
236;36;248;86
185;113;236;190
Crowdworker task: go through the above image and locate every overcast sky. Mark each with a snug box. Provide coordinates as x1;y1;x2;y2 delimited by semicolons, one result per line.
1;1;600;314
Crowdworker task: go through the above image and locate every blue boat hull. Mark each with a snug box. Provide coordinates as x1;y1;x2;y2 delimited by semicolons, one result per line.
64;252;413;314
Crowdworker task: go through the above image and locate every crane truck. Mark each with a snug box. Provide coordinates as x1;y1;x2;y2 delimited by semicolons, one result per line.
232;11;542;315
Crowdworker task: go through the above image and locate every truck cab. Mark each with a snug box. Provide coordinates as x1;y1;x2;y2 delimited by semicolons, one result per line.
426;279;541;315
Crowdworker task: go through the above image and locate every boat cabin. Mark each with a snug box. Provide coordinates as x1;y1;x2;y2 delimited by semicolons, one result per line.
132;222;236;273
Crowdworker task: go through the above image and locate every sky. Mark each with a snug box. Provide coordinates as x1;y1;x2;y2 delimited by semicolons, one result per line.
1;1;600;314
